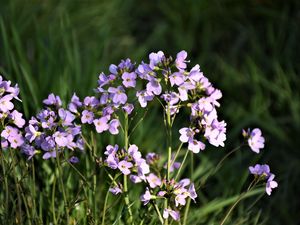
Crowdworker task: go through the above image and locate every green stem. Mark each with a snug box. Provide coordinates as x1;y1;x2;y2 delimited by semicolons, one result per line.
166;103;172;181
219;179;259;225
123;113;134;225
152;202;164;225
183;153;193;225
31;159;37;221
55;152;69;224
175;150;189;181
0;151;9;222
52;177;57;225
10;150;23;224
101;186;111;225
164;103;172;225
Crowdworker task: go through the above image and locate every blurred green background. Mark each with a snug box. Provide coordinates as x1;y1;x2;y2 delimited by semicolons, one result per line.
0;0;299;224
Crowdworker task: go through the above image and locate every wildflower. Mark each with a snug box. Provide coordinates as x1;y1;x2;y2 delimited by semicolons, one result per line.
10;110;25;128
163;208;180;221
43;93;62;107
108;86;127;105
136;90;154;108
108;119;120;135
266;174;278;196
249;164;278;195
244;128;265;153
0;95;14;112
93;117;109;133
109;183;123;195
122;72;137;88
118;160;133;175
68;93;82;113
81;110;94;124
140;188;152;205
175;50;188;70
69;156;80;164
146;173;162;188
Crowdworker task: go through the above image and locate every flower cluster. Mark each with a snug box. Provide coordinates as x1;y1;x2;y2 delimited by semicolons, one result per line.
104;144;150;184
0;76;25;149
21;93;83;160
249;164;278;195
244;128;278;195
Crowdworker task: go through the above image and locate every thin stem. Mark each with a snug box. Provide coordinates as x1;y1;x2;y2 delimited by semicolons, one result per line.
175;150;189;181
31;159;37;221
123;113;134;225
219;179;259;225
166;103;172;181
152;202;164;225
55;152;70;224
170;143;183;168
214;145;243;174
52;177;57;225
164;103;172;225
0;151;9;222
10;150;23;224
101;186;111;225
183;153;193;225
183;199;191;225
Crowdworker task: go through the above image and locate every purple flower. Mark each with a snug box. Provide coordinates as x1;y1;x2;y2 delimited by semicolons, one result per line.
0;95;14;112
146;152;159;165
140;188;152;205
176;50;188;70
108;86;127;105
179;128;194;143
128;144;141;161
249;164;270;176
188;183;197;202
10;110;25;128
136;159;150;176
245;128;265;153
53;131;69;147
146;173;162;188
146;79;162;95
94;117;109;133
25;125;41;143
43;93;62;107
122;72;137;88
43;151;56;159
136;90;154;108
106;154;119;169
8;132;24;149
68;93;82;113
109;184;123;195
169;72;185;86
41;136;56;151
118;160;133;175
188;139;205;153
122;103;134;115
69;156;79;164
58;109;75;126
83;96;99;107
21;144;35;160
108;119;120;135
266;174;278;196
149;51;164;69
249;164;278;195
163;208;180;221
81;110;94;124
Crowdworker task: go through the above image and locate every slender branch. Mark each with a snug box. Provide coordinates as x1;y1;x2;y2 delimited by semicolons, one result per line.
219;178;259;225
175;150;189;181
